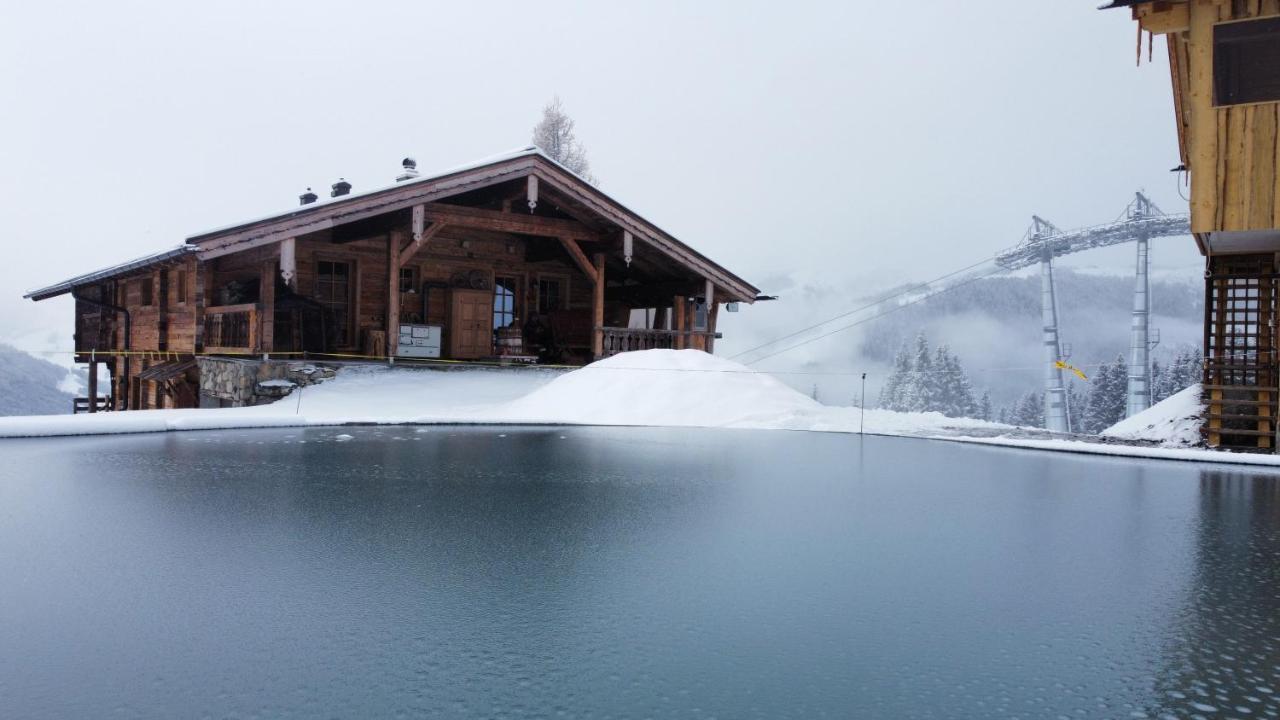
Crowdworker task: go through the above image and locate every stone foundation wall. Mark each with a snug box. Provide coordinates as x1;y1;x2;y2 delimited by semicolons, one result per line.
197;357;338;408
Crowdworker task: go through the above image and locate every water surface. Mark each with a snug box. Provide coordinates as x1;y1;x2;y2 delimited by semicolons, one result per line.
1;427;1278;719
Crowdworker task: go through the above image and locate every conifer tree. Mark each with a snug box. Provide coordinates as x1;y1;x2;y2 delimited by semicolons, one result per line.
1082;354;1128;434
878;342;913;411
905;333;933;413
979;390;992;422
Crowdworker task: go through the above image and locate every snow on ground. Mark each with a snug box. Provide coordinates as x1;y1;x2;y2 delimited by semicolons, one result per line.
0;349;1273;468
1103;384;1203;447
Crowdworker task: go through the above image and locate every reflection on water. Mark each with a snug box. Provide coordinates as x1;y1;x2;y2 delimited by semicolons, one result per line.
1144;473;1280;719
0;427;1277;719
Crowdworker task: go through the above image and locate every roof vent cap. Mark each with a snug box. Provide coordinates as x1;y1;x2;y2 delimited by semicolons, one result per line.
299;187;318;206
331;178;352;197
396;157;419;182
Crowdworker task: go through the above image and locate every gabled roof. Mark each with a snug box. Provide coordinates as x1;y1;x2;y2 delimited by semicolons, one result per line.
190;146;760;301
28;146;761;303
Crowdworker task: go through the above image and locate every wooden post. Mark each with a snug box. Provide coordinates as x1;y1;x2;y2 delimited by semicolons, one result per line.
157;268;168;352
673;295;686;350
1186;0;1217;233
707;302;720;355
387;231;403;359
194;260;209;354
592;253;605;359
87;360;98;413
260;259;275;355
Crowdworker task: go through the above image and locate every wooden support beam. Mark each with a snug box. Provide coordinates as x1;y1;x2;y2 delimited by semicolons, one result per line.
260;259;275;354
157;268;169;352
423;202;590;238
387;230;404;358
1136;2;1189;34
593;253;606;359
1187;0;1218;233
399;221;447;267
559;237;599;285
194;260;209;353
673;295;686;350
87;360;98;413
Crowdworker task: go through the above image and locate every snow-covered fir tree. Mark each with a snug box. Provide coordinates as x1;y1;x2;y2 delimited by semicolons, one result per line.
1152;346;1202;403
1008;391;1044;428
532;96;596;183
878;332;980;418
979;390;992;422
1080;355;1128;434
878;343;913;410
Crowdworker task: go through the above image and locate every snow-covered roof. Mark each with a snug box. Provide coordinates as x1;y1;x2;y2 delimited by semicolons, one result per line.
28;145;761;303
24;245;197;301
187;146;552;241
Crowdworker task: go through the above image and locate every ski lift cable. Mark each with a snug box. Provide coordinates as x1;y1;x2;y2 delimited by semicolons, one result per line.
742;265;1010;367
728;254;1003;362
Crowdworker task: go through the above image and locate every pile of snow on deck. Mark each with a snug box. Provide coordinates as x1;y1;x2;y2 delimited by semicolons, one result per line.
1102;384;1204;447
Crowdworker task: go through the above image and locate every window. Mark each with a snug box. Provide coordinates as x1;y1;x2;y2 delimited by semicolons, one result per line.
399;266;417;293
140;278;154;307
1215;17;1280;106
494;275;517;329
316;260;354;346
537;277;564;315
176;270;188;304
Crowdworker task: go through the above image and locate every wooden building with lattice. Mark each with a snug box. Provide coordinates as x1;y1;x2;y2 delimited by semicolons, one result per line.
25;148;761;411
1109;0;1280;449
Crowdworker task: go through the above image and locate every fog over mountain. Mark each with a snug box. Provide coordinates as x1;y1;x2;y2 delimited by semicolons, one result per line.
719;265;1202;411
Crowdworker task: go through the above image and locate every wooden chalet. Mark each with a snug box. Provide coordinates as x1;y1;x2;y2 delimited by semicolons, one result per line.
26;148;761;411
1110;0;1280;450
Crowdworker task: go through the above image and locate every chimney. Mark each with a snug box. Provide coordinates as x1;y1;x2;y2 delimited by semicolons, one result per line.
396;157;419;182
299;187;318;206
331;178;352;197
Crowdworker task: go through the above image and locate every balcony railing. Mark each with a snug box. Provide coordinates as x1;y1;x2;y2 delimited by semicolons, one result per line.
599;327;718;357
204;303;259;353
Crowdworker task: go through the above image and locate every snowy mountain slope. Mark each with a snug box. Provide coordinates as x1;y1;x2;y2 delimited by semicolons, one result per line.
0;343;77;416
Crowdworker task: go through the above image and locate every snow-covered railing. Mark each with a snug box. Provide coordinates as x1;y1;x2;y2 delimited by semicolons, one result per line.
204;303;259;354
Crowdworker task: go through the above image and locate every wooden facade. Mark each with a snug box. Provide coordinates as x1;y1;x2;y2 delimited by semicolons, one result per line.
1118;0;1280;449
28;149;760;411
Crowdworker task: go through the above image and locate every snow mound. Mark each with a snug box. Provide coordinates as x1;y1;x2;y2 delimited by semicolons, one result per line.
493;349;819;427
1102;384;1203;447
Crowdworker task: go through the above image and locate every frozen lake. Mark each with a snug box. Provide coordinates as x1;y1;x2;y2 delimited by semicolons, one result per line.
1;426;1278;718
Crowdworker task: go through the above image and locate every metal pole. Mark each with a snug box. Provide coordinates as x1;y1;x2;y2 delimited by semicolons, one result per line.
1041;252;1069;433
860;372;867;435
1125;234;1152;417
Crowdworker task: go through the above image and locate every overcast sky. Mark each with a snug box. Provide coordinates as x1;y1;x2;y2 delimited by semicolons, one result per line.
0;0;1197;357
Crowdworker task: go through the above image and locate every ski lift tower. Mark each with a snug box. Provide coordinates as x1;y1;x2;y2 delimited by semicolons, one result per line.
1125;192;1163;418
1032;217;1072;433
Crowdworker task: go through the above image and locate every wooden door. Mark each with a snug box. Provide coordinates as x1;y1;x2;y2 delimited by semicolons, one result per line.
448;288;492;359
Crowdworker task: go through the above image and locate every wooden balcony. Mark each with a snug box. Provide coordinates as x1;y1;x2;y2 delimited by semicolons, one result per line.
599;327;718;357
204;303;259;354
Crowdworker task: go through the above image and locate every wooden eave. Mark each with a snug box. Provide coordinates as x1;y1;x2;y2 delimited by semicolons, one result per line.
187;150;761;303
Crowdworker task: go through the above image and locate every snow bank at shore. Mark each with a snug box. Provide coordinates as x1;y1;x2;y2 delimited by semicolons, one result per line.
0;350;1273;468
0;350;1000;438
1103;384;1204;447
